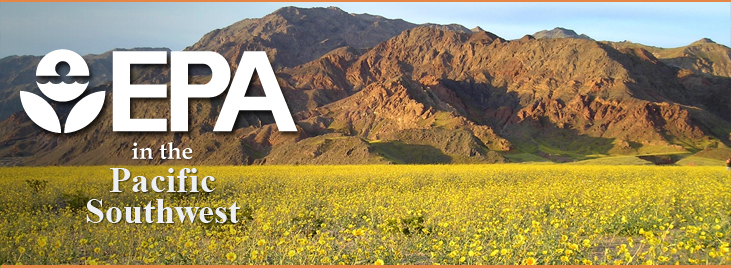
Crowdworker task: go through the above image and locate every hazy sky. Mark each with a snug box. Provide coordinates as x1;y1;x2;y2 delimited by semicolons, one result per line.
1;2;729;58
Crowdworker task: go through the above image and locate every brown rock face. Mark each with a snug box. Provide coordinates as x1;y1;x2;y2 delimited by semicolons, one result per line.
1;9;731;165
186;6;417;69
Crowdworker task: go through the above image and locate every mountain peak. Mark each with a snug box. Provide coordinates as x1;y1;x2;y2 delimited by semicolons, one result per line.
519;34;536;41
422;23;472;33
471;26;485;33
189;6;417;68
691;38;716;45
271;6;302;15
271;6;349;18
534;27;593;40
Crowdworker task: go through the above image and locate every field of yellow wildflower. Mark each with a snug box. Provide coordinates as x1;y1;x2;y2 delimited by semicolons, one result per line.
1;165;730;265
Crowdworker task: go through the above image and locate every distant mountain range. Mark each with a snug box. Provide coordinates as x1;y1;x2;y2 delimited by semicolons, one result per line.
1;6;731;166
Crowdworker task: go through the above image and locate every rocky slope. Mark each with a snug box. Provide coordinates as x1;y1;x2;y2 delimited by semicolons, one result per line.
186;6;417;70
608;38;731;78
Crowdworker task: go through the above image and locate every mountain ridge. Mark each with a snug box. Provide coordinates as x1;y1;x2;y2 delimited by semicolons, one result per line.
533;27;593;40
1;7;730;166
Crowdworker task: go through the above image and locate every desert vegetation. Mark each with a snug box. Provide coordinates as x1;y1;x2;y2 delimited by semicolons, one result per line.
1;165;730;265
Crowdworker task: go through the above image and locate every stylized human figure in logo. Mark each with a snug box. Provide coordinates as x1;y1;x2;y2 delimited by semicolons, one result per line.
20;49;105;133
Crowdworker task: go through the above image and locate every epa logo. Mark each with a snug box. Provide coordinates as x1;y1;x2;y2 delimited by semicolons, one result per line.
20;48;296;133
21;49;105;133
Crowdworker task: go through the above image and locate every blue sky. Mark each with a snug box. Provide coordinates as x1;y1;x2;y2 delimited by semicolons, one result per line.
1;2;729;58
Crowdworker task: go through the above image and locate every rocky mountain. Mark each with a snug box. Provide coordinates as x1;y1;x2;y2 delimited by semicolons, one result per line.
608;38;731;78
533;27;593;40
186;6;417;70
1;6;731;166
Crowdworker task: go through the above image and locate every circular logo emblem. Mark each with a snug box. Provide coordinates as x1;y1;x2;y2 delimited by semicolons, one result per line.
21;49;105;133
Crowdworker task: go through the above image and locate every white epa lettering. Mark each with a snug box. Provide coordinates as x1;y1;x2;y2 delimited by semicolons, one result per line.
112;51;296;132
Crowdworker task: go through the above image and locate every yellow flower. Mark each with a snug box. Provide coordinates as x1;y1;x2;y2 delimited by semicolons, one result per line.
257;239;267;246
80;239;88;245
523;257;536;265
720;244;730;253
490;250;498;257
288;250;297;257
18;246;26;254
185;241;194;248
374;259;384;265
94;247;101;254
225;252;237;262
37;237;48;247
